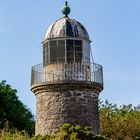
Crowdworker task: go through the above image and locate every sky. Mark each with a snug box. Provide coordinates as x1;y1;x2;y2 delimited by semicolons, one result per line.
0;0;140;115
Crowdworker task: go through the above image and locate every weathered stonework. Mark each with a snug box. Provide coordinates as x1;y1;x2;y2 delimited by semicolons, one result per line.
35;88;99;136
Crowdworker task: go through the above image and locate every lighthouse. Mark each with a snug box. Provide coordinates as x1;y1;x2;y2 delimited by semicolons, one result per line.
31;1;103;136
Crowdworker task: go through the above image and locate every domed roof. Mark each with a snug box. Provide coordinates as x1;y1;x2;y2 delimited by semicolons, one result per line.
44;17;90;41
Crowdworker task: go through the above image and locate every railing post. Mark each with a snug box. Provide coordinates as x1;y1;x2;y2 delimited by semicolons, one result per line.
53;73;54;82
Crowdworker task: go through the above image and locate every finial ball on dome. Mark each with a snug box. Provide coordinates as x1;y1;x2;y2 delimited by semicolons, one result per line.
61;1;71;17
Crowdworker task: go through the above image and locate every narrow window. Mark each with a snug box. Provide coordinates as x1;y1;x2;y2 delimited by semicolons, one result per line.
66;39;74;62
43;42;49;66
50;40;65;64
75;40;82;62
66;39;82;63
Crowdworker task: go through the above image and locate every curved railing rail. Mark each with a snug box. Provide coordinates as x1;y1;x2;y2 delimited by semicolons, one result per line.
31;62;103;88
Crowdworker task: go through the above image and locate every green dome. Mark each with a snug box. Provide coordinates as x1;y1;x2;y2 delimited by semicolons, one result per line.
61;1;71;17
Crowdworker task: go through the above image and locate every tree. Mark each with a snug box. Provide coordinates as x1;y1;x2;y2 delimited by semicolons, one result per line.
99;100;140;140
0;80;34;135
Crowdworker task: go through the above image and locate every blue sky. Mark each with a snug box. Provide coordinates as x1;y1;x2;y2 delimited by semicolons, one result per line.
0;0;140;115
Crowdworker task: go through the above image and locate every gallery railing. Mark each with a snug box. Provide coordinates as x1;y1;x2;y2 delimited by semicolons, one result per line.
31;62;103;88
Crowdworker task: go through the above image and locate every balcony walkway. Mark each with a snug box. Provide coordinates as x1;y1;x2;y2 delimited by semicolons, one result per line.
31;62;103;90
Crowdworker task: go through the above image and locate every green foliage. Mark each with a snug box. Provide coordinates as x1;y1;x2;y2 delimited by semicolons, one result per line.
99;100;140;140
0;124;108;140
0;129;31;140
32;134;50;140
0;80;34;135
51;123;108;140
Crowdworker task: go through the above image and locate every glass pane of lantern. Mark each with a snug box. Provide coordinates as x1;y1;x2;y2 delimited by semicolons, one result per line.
67;52;74;62
75;52;82;58
50;46;57;63
43;43;49;66
66;39;73;46
75;52;82;62
75;40;82;62
50;40;57;46
75;40;82;46
75;46;82;51
57;46;65;62
67;46;73;51
58;40;65;46
67;52;74;58
50;40;65;63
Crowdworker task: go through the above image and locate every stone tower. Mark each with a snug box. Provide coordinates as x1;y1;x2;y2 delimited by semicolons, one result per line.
31;1;103;136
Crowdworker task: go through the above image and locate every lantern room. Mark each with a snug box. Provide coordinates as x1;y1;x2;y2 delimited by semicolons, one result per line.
42;17;91;65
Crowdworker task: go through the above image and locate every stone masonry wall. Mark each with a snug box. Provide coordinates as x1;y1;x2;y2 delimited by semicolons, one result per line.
36;89;99;136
